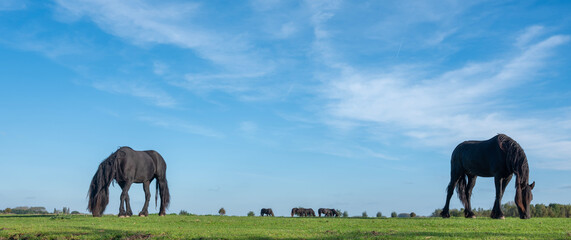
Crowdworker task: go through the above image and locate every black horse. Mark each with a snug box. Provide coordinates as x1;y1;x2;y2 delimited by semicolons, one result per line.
318;208;338;217
441;134;535;219
291;208;298;217
291;208;315;217
88;147;170;217
261;208;274;216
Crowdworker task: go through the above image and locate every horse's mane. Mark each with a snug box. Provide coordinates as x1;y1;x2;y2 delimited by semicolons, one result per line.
497;134;529;186
87;150;119;215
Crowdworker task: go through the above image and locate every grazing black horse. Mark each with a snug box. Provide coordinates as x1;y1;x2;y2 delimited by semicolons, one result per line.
291;208;298;217
261;208;274;216
88;147;170;217
441;134;535;219
318;208;338;217
292;208;315;217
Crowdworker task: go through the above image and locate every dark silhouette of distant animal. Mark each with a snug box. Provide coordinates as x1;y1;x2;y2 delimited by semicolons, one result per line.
291;208;299;217
260;208;274;216
441;134;535;219
318;208;338;217
292;207;315;217
305;208;316;217
88;147;170;217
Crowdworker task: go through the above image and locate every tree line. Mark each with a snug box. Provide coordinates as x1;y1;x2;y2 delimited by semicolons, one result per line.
431;202;571;218
1;206;79;215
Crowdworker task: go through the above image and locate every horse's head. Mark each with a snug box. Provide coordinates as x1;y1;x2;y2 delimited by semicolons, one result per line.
515;181;535;219
88;154;117;217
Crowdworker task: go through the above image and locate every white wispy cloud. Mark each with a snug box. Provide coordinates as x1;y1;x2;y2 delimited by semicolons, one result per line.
138;115;224;138
92;80;178;108
55;0;273;76
323;33;570;138
516;25;545;48
308;3;571;169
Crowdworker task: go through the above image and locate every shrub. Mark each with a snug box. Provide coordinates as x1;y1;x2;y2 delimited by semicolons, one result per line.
179;210;192;216
247;211;255;217
376;212;383;218
218;208;226;216
391;212;397;218
362;211;368;218
410;212;416;218
342;211;349;218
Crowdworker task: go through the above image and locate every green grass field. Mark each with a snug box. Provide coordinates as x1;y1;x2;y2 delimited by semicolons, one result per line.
1;214;570;239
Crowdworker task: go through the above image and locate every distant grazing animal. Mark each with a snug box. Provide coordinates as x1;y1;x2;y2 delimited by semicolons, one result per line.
261;208;274;216
291;208;299;217
441;134;535;219
301;208;315;217
318;208;338;217
291;208;315;217
88;147;170;217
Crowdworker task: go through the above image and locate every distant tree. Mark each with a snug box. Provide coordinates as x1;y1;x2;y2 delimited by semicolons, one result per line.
218;208;226;216
179;210;191;216
342;211;349;218
71;211;81;215
431;209;442;217
362;211;368;218
376;212;383;218
247;211;255;217
391;212;397;218
449;208;462;217
3;208;10;214
410;212;416;218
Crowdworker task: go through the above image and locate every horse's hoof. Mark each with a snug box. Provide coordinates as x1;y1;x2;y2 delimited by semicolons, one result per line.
119;215;126;218
500;216;505;220
471;215;476;218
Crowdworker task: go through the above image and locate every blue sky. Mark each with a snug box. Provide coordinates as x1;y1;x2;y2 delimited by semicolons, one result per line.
1;0;570;217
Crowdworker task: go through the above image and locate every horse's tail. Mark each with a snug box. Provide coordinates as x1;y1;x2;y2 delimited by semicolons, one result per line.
87;151;119;217
158;176;170;210
154;152;170;213
455;172;468;207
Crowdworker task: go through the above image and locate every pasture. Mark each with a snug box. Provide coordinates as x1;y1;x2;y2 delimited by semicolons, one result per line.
1;214;569;239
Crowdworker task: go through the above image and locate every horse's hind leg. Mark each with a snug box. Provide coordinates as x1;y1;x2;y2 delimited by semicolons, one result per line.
157;177;169;216
464;175;477;218
491;176;507;219
139;181;151;217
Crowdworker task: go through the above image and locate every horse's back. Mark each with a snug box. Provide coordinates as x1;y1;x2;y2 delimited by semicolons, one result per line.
116;147;163;182
451;136;505;177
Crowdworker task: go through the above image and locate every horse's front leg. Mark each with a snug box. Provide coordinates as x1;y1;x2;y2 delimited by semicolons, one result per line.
491;177;505;219
118;182;133;217
139;181;151;217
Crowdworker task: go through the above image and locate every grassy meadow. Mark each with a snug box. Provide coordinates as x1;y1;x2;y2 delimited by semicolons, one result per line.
0;214;570;239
